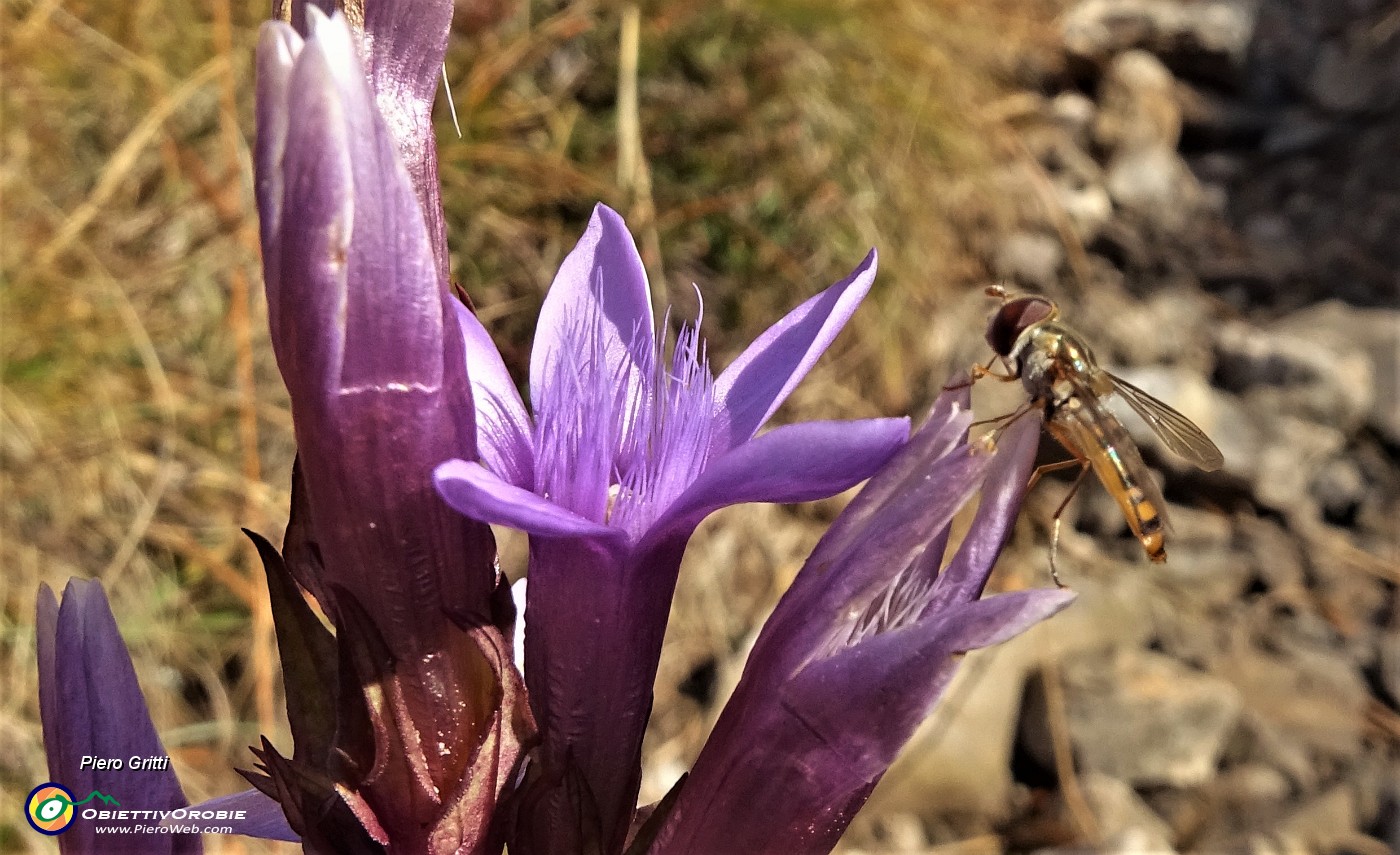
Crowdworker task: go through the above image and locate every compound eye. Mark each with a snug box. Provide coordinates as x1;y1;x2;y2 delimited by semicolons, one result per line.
985;296;1054;356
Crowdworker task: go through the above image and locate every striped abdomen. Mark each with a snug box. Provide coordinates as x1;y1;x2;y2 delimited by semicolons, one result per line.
1047;394;1169;563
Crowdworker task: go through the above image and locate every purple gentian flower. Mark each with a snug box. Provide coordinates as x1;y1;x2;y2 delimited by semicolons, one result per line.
434;204;910;852
35;579;208;854
649;387;1076;853
237;8;531;850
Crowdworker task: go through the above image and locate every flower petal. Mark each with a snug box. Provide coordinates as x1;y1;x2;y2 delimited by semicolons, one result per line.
745;443;986;684
529;204;654;423
935;587;1077;651
435;459;622;543
253;22;302;334
184;789;298;842
277;10;446;400
709;250;877;453
359;0;455;279
644;417;908;548
36;580;196;855
926;406;1043;613
455;301;534;487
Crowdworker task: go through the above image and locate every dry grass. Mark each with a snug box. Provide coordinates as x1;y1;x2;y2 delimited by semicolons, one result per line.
1;0;1070;850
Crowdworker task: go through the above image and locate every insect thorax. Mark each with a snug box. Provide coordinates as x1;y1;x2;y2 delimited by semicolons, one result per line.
1012;322;1103;412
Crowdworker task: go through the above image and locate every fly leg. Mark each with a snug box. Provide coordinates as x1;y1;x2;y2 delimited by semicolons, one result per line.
970;400;1035;432
943;356;1019;393
1027;458;1091;588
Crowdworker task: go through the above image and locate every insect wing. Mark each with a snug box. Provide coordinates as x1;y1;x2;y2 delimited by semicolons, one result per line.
1108;375;1225;471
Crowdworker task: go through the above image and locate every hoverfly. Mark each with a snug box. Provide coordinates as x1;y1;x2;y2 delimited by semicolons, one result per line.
971;286;1224;585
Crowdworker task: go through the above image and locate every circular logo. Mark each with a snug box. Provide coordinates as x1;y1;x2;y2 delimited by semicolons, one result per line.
26;783;75;835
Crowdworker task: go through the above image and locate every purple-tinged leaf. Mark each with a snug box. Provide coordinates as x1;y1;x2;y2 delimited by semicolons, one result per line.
245;527;337;767
925;408;1042;613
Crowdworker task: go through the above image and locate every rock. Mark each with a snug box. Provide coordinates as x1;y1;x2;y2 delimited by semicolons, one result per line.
1310;457;1366;524
1050;91;1098;149
1055;177;1115;244
1200;390;1268;487
1236;514;1305;592
1181;149;1248;184
1214;640;1368;770
1178;84;1273;148
1156;541;1254;609
1105;146;1202;233
1252;416;1345;513
1271;786;1365;854
1268;303;1400;446
1260;107;1335;156
1027;132;1116;243
1214;310;1377;435
1062;0;1258;84
1021;648;1243;788
1235;709;1318;793
994;231;1065;291
1212;762;1292;814
1079;773;1177;853
1381;632;1400;707
1307;37;1390;114
1269;302;1390;433
1239;212;1306;280
1095;50;1182;154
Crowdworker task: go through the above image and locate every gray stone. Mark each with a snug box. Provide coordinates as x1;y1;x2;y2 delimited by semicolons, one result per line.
1310;457;1366;522
1236;710;1319;793
994;231;1065;291
1236;514;1305;592
1055;176;1115;244
1273;787;1365;855
1214;641;1368;770
1269;303;1388;435
1105;146;1202;233
1050;91;1098;149
1063;0;1258;81
1023;648;1243;788
1095;50;1182;154
1157;543;1255;609
1261;107;1336;156
1252;416;1346;513
1378;631;1400;707
1266;304;1400;446
871;576;1155;823
1213;762;1292;812
1023;131;1115;244
1079;773;1177;853
1308;38;1386;114
1215;310;1377;436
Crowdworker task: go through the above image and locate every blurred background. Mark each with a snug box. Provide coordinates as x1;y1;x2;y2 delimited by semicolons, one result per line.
3;0;1397;851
